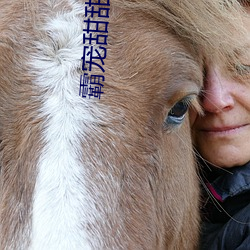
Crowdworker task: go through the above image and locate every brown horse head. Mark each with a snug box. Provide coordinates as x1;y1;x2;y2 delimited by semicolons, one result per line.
0;0;245;249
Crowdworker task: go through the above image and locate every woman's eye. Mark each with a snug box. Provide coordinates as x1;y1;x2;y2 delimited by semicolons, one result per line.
235;64;250;76
165;98;190;126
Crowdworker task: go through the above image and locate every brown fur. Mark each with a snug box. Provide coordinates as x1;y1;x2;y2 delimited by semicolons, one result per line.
0;0;246;249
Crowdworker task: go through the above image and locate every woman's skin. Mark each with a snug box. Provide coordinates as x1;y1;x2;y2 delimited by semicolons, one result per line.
191;7;250;168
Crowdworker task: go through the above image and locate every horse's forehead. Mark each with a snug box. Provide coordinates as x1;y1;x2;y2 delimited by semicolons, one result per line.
0;1;203;113
105;12;203;107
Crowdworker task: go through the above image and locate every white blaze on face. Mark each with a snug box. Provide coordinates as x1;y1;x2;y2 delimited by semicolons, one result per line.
29;1;99;249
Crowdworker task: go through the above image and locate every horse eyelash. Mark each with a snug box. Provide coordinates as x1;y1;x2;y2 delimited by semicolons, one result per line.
188;95;203;116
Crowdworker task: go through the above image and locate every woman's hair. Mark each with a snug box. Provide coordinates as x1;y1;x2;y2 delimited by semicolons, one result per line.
239;0;250;7
110;0;247;72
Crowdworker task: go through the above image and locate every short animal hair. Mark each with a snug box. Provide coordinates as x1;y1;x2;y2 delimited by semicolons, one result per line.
110;0;246;71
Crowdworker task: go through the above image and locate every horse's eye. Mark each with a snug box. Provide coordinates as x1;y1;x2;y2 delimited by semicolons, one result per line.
166;98;190;126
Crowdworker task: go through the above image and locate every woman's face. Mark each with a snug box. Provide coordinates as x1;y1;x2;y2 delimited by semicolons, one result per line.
191;8;250;168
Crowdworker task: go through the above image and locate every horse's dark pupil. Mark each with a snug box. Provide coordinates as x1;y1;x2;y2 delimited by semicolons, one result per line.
170;101;188;117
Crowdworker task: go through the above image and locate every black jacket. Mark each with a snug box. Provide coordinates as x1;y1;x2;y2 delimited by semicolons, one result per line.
199;162;250;250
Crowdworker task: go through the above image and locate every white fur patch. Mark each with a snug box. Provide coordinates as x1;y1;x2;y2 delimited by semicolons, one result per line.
29;2;100;249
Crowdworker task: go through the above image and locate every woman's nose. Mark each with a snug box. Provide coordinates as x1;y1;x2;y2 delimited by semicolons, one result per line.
201;66;235;113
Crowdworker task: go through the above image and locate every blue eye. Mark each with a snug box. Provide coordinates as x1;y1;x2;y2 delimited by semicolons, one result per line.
166;99;189;125
235;64;250;76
